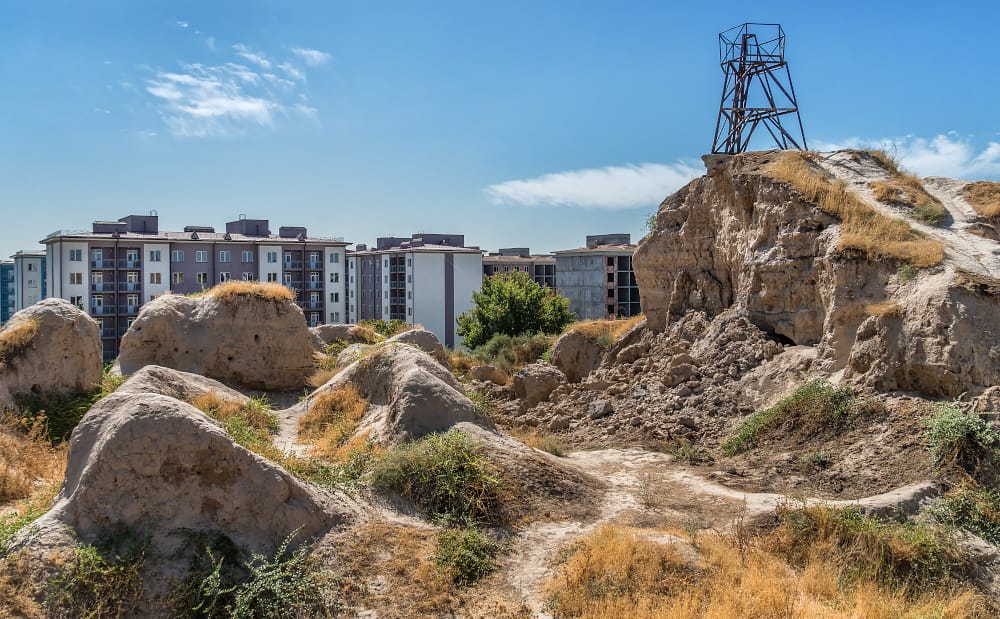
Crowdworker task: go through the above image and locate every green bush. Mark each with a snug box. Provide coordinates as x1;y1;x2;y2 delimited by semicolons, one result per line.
457;271;574;349
932;484;1000;546
473;332;554;375
172;533;334;618
359;319;409;338
369;429;508;526
721;380;870;456
924;401;1000;468
433;527;499;585
323;338;350;357
45;537;146;617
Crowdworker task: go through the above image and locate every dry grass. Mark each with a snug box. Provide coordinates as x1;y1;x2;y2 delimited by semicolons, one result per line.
297;385;368;459
0;551;45;618
866;302;904;317
199;280;294;303
307;365;343;388
0;319;39;368
189;391;277;435
569;315;644;348
869;170;947;226
0;415;67;503
767;152;944;267
868;149;902;175
962;181;1000;218
351;324;383;344
510;429;570;457
546;523;987;618
449;350;485;374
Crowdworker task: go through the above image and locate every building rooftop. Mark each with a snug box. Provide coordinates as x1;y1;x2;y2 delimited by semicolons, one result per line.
43;230;348;245
552;244;636;255
483;254;555;263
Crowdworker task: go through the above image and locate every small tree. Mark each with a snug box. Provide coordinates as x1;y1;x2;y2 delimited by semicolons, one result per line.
457;272;574;349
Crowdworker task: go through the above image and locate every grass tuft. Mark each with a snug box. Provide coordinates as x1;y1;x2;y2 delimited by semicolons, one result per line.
190;392;278;435
869;166;947;226
568;315;643;348
932;483;1000;546
298;385;368;459
866;302;903;317
45;537;146;617
511;429;569;457
767;152;944;267
199;281;294;303
432;527;499;586
962;181;1000;218
0;319;39;369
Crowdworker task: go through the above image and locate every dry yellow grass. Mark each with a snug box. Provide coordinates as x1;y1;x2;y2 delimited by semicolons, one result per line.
869;169;947;226
199;280;294;303
510;429;569;456
569;315;644;347
0;551;45;618
448;350;485;374
768;152;944;267
307;366;342;388
188;391;276;434
866;302;903;317
351;324;383;344
0;319;39;368
546;524;986;618
0;415;67;503
962;181;1000;218
298;385;368;459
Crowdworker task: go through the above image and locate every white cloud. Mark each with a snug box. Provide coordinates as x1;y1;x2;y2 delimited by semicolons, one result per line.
175;21;189;29
816;133;1000;179
291;47;332;67
277;62;305;81
487;162;701;210
232;43;272;70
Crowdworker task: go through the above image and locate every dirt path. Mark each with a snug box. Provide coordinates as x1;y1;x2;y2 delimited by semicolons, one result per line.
817;152;1000;277
501;447;938;617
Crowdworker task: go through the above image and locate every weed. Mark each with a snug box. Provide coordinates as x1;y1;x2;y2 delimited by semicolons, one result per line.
370;429;508;526
0;414;65;503
511;429;569;457
307;366;342;388
568;315;644;348
467;389;499;419
198;281;294;303
323;338;350;357
359;319;411;338
297;385;367;459
14;391;101;444
45;537;147;617
661;437;713;465
801;449;833;470
932;483;1000;546
473;332;554;375
0;319;39;369
190;392;277;435
447;349;483;376
962;181;1000;218
897;263;919;283
767;152;944;267
0;483;60;552
870;172;947;227
721;380;867;456
924;401;1000;475
433;527;499;586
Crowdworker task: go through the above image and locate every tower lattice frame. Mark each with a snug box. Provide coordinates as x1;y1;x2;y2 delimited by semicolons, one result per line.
711;23;807;154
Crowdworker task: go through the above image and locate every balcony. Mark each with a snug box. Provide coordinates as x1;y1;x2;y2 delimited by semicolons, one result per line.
119;305;141;315
305;281;323;290
303;301;323;310
90;306;111;316
118;259;142;269
118;282;141;292
100;328;117;338
91;282;115;292
306;320;320;328
283;261;303;269
306;261;322;270
91;260;113;269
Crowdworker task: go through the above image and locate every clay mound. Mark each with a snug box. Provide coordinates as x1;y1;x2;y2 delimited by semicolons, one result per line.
311;323;383;347
550;331;606;383
115;364;248;403
384;328;448;364
295;343;492;445
0;298;102;406
454;422;603;520
118;283;314;390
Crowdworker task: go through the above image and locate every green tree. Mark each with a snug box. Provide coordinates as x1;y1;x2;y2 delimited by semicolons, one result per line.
457;272;574;349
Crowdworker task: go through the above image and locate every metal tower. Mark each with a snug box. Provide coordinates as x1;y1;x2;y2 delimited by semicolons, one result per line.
711;23;807;154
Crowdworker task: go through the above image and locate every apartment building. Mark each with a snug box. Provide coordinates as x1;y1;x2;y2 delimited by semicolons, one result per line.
482;248;556;288
43;214;349;360
0;261;14;324
11;251;47;313
553;234;640;320
347;234;483;349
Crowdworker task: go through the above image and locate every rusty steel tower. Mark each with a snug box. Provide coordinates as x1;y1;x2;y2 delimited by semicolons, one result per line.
711;23;807;154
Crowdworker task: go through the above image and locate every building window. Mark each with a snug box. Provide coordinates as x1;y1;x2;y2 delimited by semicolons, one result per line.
127;294;138;307
607;257;615;267
150;272;162;285
127;271;139;284
172;250;184;262
219;251;231;263
407;290;412;299
241;272;254;281
69;295;83;309
349;261;354;270
149;250;161;262
69;272;83;285
607;288;614;298
607;273;615;283
350;290;354;298
267;251;278;263
407;258;411;267
330;292;339;303
27;279;36;288
407;274;412;283
350;275;354;284
242;250;254;263
171;272;183;285
219;272;231;282
350;304;355;313
27;263;34;271
329;272;339;283
195;251;208;263
196;272;208;284
407;307;412;316
266;273;278;282
330;311;340;322
69;249;82;262
329;252;339;264
384;291;388;299
384;275;388;284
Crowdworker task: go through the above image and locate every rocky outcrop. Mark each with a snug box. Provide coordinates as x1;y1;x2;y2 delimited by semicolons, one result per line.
0;299;102;406
311;323;383;347
295;343;492;445
513;363;566;409
550;331;606;383
114;364;248;403
385;328;448;364
118;286;314;390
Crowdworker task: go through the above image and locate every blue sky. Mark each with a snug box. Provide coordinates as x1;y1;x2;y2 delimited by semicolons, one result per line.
1;1;998;258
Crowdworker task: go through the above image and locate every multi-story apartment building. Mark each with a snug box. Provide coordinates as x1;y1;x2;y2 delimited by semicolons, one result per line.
482;248;556;288
43;215;349;360
11;251;47;313
0;261;14;324
553;234;641;320
346;234;483;349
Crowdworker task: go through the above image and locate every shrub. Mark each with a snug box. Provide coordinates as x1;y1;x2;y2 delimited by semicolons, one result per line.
511;429;569;457
190;392;277;435
45;538;146;617
897;263;919;283
962;181;1000;218
457;271;574;349
466;389;498;419
433;528;499;586
924;401;1000;471
721;380;874;456
568;315;644;348
473;332;554;375
323;338;350;357
297;385;367;459
359;319;410;338
369;429;508;526
932;483;1000;546
767;152;944;267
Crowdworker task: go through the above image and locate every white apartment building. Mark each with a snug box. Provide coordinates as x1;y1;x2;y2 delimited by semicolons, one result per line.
11;251;47;311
